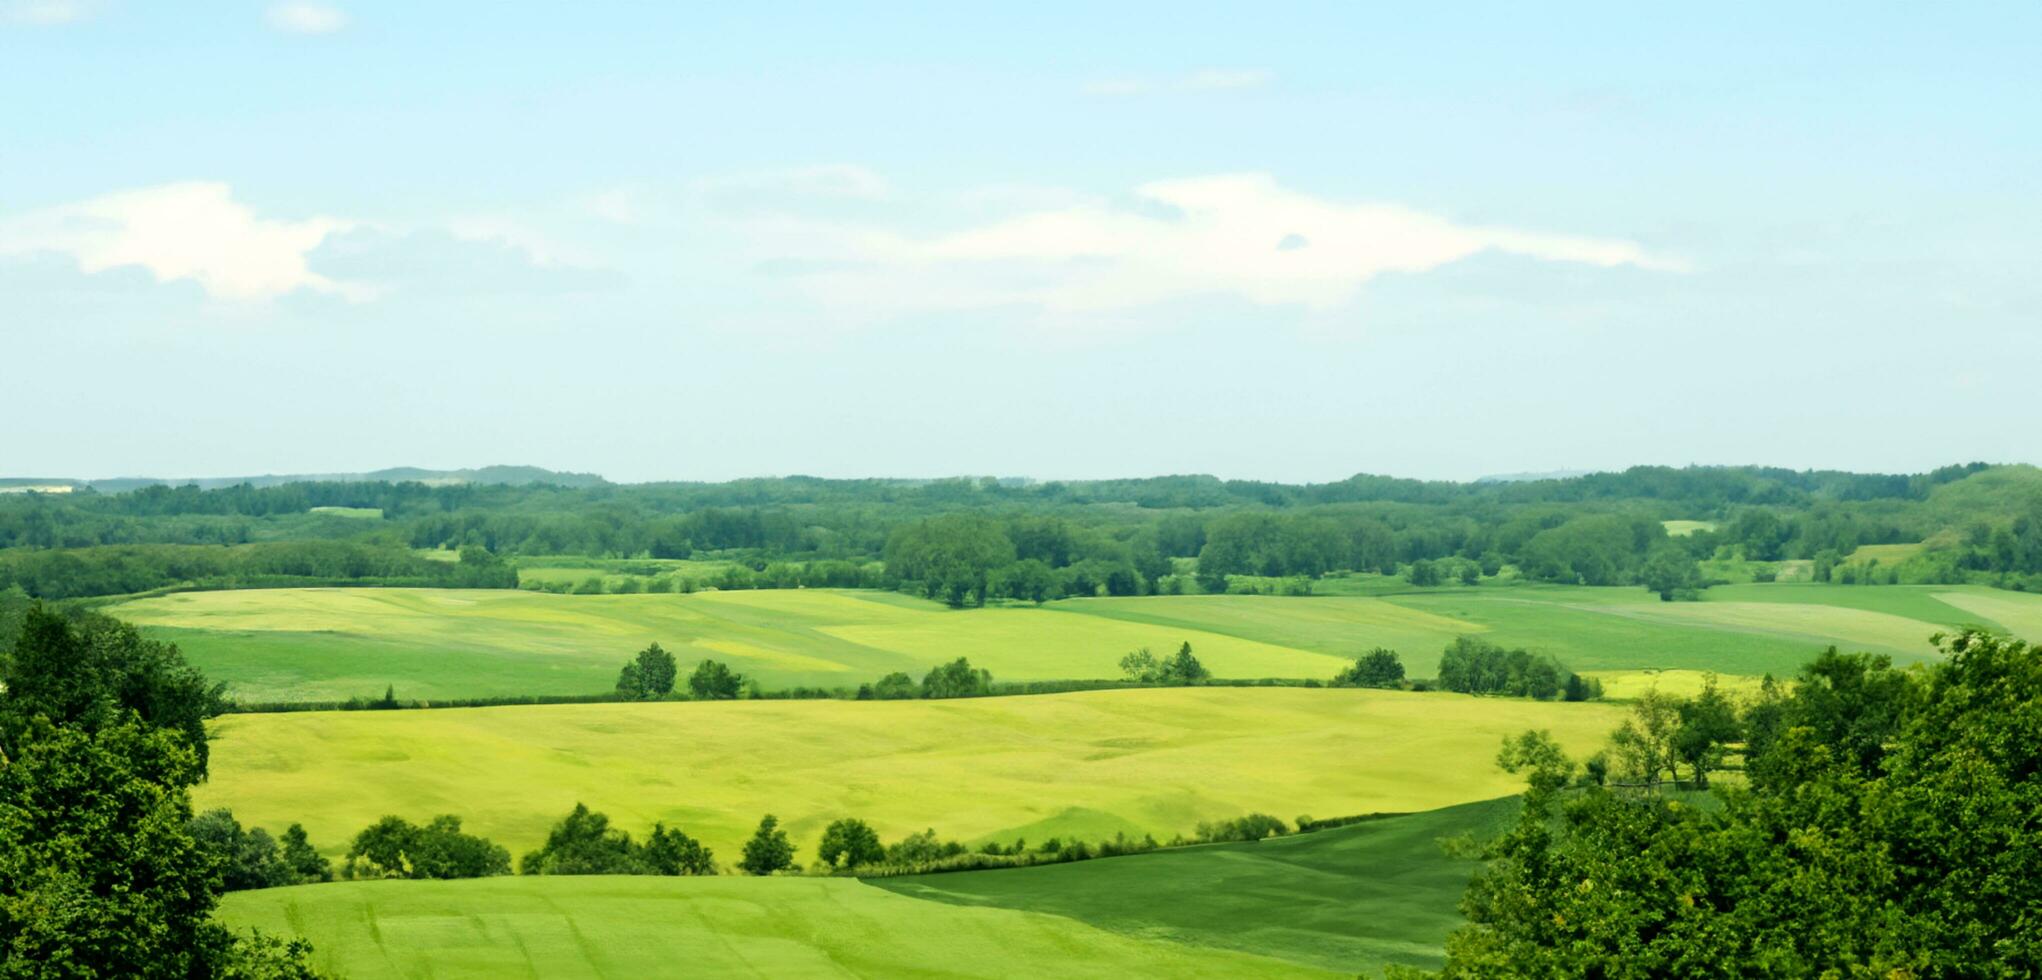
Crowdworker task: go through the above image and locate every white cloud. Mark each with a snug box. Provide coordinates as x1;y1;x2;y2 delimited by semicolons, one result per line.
1085;68;1275;97
265;2;347;35
3;0;89;25
725;172;1683;322
0;182;359;301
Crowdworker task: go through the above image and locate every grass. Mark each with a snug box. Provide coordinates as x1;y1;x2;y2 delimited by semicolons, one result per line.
197;687;1624;865
115;588;1354;701
1661;520;1717;536
109;582;2042;703
1843;542;1925;565
875;797;1517;973
216;875;1332;979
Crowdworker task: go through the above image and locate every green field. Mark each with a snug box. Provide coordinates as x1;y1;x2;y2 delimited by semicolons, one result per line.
109;582;2042;703
1661;519;1717;536
198;687;1622;864
877;797;1516;972
217;875;1330;979
217;798;1510;978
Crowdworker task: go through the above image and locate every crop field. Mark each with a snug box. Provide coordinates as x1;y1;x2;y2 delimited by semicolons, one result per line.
216;875;1329;979
197;687;1623;864
216;799;1509;979
876;796;1517;972
109;582;2042;702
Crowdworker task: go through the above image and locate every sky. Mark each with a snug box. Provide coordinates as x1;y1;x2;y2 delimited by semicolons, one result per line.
3;1;2038;484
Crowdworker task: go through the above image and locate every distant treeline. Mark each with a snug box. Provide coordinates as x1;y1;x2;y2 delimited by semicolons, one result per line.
0;541;516;600
5;461;2040;599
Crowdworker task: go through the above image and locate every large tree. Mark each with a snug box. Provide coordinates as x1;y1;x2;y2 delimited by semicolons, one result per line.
1427;629;2041;977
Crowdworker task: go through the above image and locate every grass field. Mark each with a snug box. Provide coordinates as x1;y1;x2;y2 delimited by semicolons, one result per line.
217;875;1330;979
109;583;2042;704
1661;520;1717;536
197;687;1622;864
216;799;1511;978
877;796;1516;972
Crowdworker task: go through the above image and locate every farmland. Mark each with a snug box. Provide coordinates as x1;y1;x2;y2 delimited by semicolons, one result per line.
197;687;1623;864
217;875;1331;979
108;582;2038;703
215;798;1511;978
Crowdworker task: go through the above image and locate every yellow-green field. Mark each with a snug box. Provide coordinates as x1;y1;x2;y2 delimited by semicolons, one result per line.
108;582;2042;702
1842;542;1926;565
1661;520;1717;536
219;876;1329;979
199;687;1625;863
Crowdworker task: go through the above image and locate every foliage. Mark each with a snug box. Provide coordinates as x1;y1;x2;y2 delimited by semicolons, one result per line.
1332;648;1405;688
687;659;743;700
616;642;678;700
1119;642;1210;685
1435;636;1588;700
0;608;319;975
738;815;796;875
816;818;886;871
341;815;510;880
518;802;714;876
0;605;222;774
920;657;993;698
1431;628;2042;977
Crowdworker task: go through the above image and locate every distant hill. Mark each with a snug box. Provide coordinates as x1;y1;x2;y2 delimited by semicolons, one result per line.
8;466;609;493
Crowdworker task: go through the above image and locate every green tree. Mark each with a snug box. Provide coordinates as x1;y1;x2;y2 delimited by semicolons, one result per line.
1160;642;1209;684
342;815;509;880
1430;629;2042;977
1334;647;1405;688
279;824;331;884
1639;545;1702;600
634;642;677;696
1408;559;1442;587
688;659;744;700
738;815;795;875
921;657;993;698
1119;647;1160;682
816;818;885;871
641;823;715;876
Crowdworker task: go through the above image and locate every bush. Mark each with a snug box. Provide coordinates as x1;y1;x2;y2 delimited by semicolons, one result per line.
341;815;510;880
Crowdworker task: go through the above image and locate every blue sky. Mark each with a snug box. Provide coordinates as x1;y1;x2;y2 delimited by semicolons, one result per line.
4;1;2037;482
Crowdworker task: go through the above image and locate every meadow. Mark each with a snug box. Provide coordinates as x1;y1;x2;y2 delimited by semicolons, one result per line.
110;581;2039;703
217;875;1330;979
875;797;1517;972
196;687;1623;864
216;799;1511;978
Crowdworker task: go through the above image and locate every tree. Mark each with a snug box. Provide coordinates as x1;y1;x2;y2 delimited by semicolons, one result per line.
1334;648;1405;688
618;643;678;700
634;643;677;696
519;802;638;875
0;719;219;975
739;815;795;875
688;659;743;700
1639;545;1702;601
817;818;885;871
190;809;293;891
1429;629;2042;977
921;658;992;698
0;605;220;774
642;823;715;876
342;815;509;880
1119;647;1160;682
882;515;1016;607
1408;559;1442;587
1670;677;1739;787
1160;642;1209;684
989;559;1056;604
279;824;331;884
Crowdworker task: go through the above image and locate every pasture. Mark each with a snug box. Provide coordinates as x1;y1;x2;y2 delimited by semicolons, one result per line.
109;582;2041;703
197;687;1624;864
216;875;1330;979
877;796;1517;972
